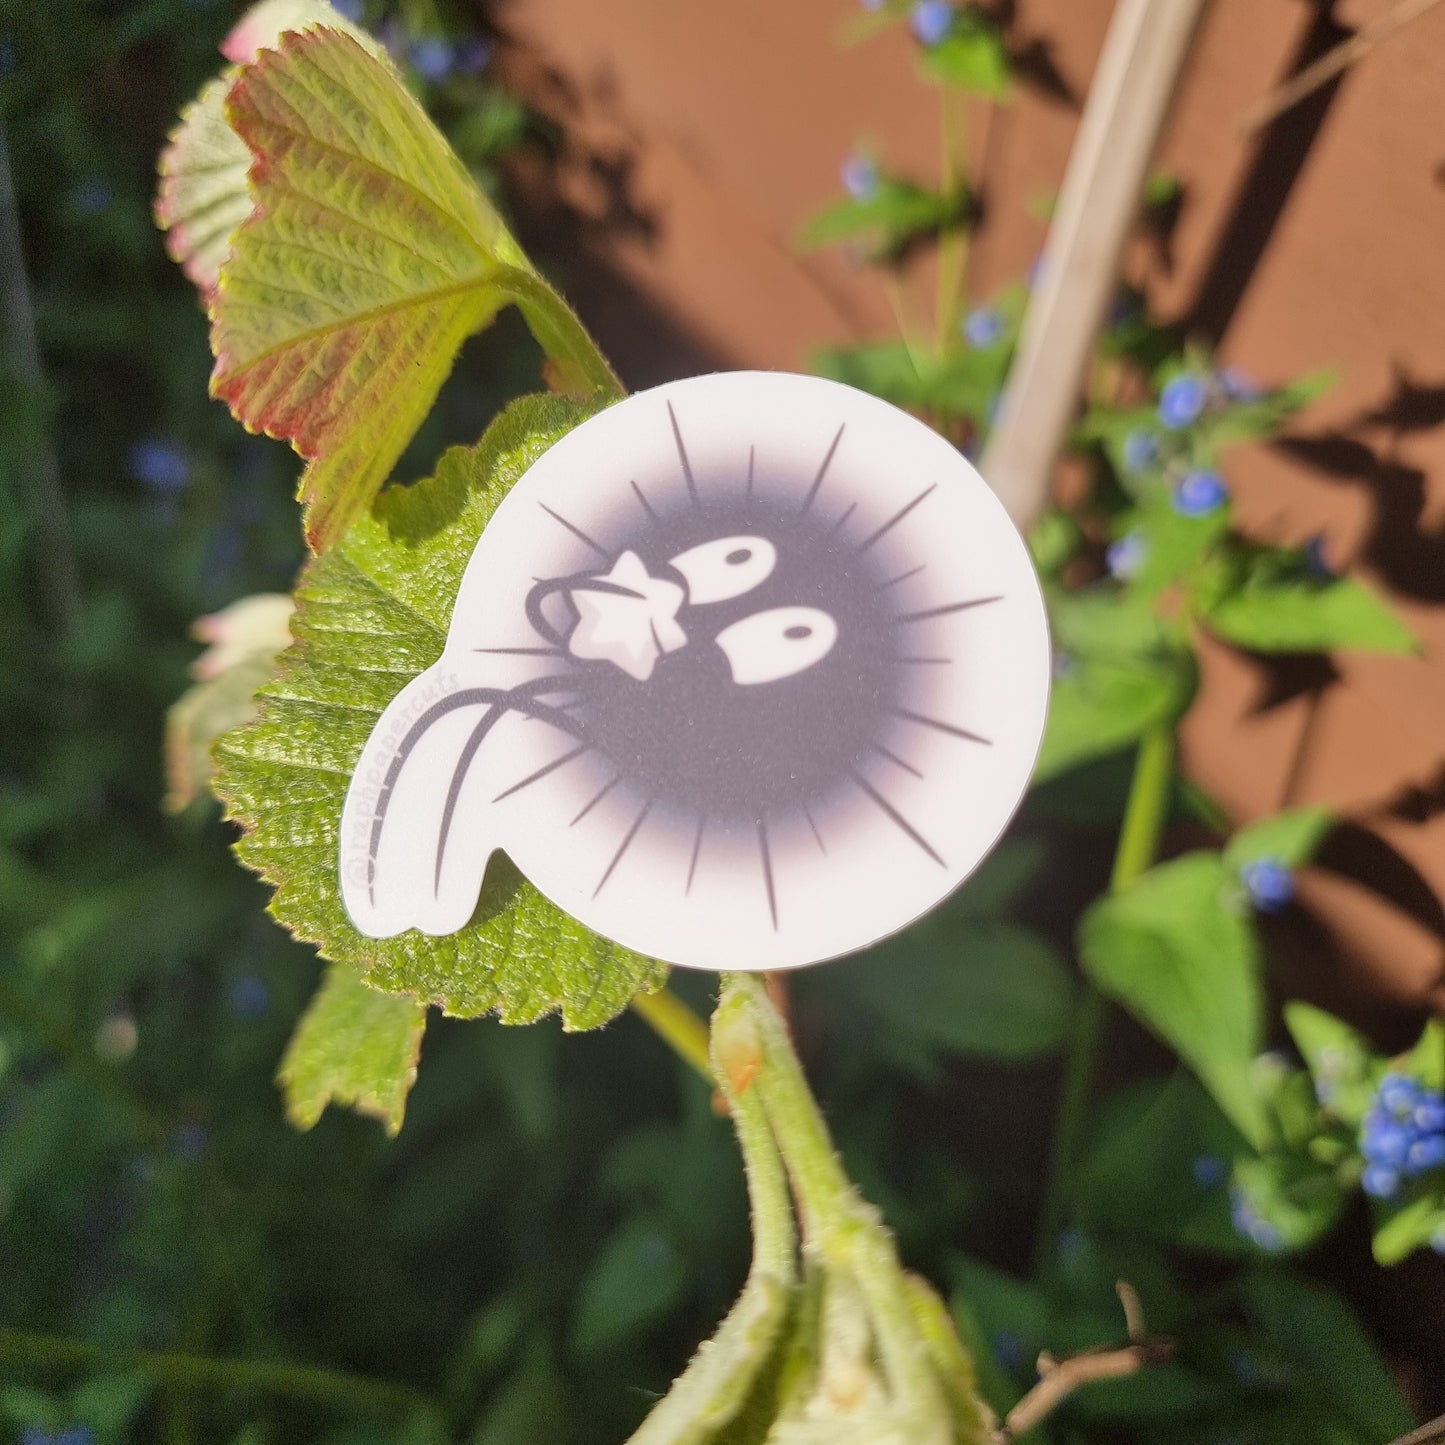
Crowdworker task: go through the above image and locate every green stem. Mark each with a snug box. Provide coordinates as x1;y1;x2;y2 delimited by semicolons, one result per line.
0;1329;434;1420
710;986;796;1281
934;88;971;357
505;269;625;401
718;975;973;1443
1033;723;1177;1270
631;986;715;1087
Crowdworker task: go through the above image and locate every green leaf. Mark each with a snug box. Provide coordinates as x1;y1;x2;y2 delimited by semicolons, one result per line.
829;916;1075;1069
1073;1073;1249;1254
1200;368;1336;447
1037;586;1194;782
154;0;380;291
570;1214;690;1357
1231;1152;1346;1254
1080;852;1267;1144
211;26;619;551
1036;655;1193;783
1372;1182;1445;1265
1124;492;1232;601
918;27;1012;98
212;394;670;1028
1282;1001;1375;1126
799;178;970;261
1225;806;1333;871
1404;1016;1445;1090
1244;1271;1414;1440
1205;574;1415;655
277;962;426;1135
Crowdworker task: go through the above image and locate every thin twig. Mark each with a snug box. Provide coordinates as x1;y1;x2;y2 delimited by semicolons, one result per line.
1238;0;1445;137
994;1284;1170;1442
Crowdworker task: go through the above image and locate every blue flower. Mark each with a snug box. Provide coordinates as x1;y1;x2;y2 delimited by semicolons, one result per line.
1105;531;1147;581
56;1429;96;1445
172;1122;208;1159
129;437;191;495
1158;373;1207;429
1432;1224;1445;1256
1415;1095;1445;1133
1229;1185;1284;1252
1380;1073;1422;1117
1173;469;1228;517
1304;534;1334;581
408;36;455;82
1362;1163;1401;1199
1121;428;1157;474
453;35;492;75
20;1429;53;1445
1217;367;1259;401
840;153;880;202
1407;1133;1445;1173
963;307;1005;347
228;973;270;1019
330;0;365;18
1362;1114;1412;1168
1192;1154;1227;1188
1239;857;1293;912
990;1327;1024;1372
72;176;113;216
910;0;953;46
1360;1074;1445;1188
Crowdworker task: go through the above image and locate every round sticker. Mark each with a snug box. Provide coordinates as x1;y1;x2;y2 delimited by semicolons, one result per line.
339;371;1050;971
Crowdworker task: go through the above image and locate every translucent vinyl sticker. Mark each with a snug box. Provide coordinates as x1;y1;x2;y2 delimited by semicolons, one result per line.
339;371;1051;971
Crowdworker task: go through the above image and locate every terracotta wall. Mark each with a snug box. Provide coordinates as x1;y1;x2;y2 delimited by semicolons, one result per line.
495;0;1445;1023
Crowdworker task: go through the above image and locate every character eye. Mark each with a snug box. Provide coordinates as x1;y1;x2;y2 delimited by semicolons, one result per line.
668;536;776;604
715;606;838;686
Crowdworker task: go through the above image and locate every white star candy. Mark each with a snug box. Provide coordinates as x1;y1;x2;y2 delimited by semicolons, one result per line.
567;551;687;681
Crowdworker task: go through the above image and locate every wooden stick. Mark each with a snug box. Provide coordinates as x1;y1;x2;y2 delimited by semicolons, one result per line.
979;0;1210;527
1238;0;1445;137
1386;1415;1445;1445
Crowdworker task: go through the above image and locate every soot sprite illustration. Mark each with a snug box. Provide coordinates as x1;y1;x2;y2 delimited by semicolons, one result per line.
339;371;1051;971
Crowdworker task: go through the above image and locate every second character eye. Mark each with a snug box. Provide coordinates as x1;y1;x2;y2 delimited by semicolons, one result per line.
668;535;777;604
715;606;839;685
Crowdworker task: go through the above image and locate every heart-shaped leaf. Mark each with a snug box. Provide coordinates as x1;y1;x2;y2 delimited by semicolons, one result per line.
208;25;620;551
1080;851;1267;1145
154;0;380;291
212;394;669;1028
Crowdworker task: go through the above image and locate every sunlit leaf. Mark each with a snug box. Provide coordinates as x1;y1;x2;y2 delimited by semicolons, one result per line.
154;0;379;292
212;394;669;1028
278;961;426;1135
1205;575;1415;655
1080;852;1267;1145
210;26;619;551
1225;806;1333;872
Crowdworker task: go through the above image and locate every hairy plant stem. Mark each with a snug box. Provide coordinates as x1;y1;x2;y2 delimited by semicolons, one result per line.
1032;721;1177;1270
630;986;714;1086
0;1329;435;1421
718;973;994;1444
506;268;626;402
